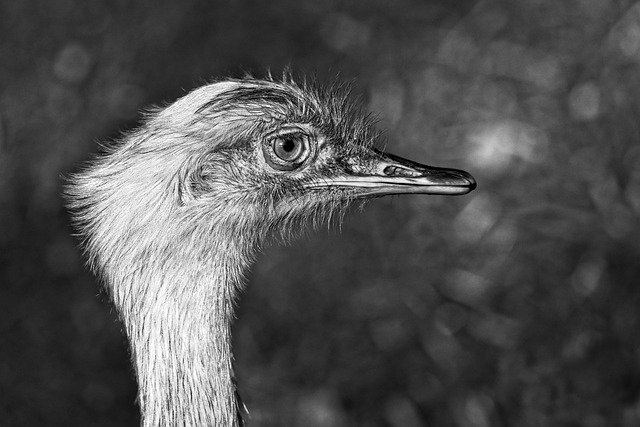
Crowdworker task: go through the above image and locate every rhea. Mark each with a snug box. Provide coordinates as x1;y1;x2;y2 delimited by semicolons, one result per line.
66;76;475;426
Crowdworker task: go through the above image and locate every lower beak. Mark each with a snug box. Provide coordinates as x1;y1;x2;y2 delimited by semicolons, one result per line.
307;150;476;198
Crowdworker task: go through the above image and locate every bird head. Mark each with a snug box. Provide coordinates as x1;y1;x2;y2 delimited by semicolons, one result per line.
67;76;476;277
144;77;476;241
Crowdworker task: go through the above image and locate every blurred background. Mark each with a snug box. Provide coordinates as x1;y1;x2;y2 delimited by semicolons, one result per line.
2;0;640;425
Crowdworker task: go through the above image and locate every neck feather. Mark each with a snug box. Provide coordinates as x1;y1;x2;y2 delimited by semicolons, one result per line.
110;229;252;427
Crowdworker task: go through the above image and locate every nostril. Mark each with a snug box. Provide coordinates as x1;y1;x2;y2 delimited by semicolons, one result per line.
383;165;423;177
383;165;398;176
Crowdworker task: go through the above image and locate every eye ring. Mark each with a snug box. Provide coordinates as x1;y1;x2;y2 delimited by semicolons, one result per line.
263;132;312;171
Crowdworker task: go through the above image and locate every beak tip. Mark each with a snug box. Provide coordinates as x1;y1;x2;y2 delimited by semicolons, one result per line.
464;172;477;192
441;168;476;195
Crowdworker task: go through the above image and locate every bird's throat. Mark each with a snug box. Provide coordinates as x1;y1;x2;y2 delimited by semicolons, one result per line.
120;254;246;427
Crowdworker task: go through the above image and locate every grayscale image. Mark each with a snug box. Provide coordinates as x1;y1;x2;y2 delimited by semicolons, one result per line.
2;1;639;426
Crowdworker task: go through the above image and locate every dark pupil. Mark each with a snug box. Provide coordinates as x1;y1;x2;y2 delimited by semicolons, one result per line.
282;139;295;152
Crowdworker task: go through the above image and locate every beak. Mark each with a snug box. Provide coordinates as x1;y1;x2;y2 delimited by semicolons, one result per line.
307;149;476;198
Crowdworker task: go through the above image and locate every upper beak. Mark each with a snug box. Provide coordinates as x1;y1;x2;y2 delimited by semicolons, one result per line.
307;149;476;198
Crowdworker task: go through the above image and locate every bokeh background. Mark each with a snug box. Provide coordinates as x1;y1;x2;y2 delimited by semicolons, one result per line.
2;0;640;425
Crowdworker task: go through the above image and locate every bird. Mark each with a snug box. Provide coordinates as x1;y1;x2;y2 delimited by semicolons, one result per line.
65;75;476;426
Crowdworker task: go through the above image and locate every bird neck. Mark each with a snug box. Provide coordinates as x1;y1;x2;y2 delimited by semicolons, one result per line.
117;237;250;427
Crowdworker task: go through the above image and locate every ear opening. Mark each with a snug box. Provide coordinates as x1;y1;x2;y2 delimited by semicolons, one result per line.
175;156;211;206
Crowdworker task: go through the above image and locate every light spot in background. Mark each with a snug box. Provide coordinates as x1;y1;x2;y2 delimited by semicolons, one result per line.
454;193;500;243
53;42;92;84
369;78;405;129
465;394;493;427
562;331;596;360
451;393;495;427
434;302;468;336
385;394;423;427
295;390;348;427
466;120;548;174
320;13;371;52
485;222;518;252
571;254;605;296
609;2;640;59
618;23;640;58
568;81;601;121
443;269;490;307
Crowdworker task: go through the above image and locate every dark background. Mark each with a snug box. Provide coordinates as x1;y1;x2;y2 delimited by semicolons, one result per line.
3;0;640;426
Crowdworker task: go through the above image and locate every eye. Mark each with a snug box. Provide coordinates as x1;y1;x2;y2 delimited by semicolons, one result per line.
263;133;312;171
273;136;304;162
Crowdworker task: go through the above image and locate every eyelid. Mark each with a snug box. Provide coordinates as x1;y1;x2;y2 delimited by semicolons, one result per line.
264;124;314;140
